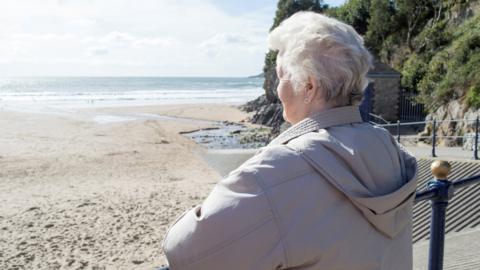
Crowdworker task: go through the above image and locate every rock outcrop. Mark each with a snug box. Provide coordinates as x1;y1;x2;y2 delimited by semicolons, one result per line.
240;54;288;137
240;94;287;135
420;100;480;146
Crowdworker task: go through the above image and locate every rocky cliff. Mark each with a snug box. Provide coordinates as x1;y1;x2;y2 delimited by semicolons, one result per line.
240;51;287;135
421;100;480;146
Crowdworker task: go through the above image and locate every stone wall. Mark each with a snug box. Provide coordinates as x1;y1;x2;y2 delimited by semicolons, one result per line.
370;76;400;122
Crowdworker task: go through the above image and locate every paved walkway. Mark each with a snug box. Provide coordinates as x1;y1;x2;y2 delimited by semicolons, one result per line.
201;148;257;176
413;228;480;270
200;146;479;177
406;145;479;161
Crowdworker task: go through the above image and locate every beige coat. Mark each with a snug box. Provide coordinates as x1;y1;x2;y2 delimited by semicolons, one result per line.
163;106;418;270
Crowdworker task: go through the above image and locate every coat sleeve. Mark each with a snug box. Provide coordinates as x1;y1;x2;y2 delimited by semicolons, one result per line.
162;160;287;270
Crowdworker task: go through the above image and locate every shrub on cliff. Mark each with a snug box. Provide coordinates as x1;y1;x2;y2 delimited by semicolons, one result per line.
401;53;428;93
416;15;480;110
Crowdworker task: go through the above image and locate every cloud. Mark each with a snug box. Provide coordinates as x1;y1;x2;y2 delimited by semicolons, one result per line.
0;0;274;76
86;47;109;56
201;33;253;47
67;19;96;29
12;33;77;41
133;37;179;48
81;31;179;49
81;36;96;44
199;32;265;58
99;31;136;44
7;42;30;56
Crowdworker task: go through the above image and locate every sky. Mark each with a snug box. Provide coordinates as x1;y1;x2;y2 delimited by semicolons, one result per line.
0;0;346;77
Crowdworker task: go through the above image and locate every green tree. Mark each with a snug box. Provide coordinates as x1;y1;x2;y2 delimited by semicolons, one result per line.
395;0;433;50
365;0;395;53
327;0;371;35
401;53;427;92
271;0;326;30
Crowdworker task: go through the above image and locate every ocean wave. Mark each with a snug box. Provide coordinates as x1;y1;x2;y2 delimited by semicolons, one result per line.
0;88;262;101
0;77;264;109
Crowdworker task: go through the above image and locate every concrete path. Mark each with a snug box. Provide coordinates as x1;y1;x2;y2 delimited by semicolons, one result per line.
413;228;480;270
201;148;257;177
406;145;479;161
201;146;479;177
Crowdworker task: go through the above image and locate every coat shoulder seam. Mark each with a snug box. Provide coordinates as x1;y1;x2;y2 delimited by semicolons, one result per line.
253;172;291;267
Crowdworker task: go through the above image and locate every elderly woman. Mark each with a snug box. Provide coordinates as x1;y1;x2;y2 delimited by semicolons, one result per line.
163;12;417;270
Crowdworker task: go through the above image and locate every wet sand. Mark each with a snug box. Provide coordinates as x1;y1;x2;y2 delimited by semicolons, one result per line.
0;104;257;269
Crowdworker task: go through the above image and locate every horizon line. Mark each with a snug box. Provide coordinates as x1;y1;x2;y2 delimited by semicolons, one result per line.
0;74;264;79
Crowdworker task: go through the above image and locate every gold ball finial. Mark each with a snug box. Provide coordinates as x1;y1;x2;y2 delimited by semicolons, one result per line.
431;160;452;180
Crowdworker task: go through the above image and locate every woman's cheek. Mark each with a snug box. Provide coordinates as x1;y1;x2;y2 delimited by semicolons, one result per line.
277;82;285;102
280;88;294;122
278;81;292;103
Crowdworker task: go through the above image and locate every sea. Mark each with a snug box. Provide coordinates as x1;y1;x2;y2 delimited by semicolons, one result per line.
0;77;264;111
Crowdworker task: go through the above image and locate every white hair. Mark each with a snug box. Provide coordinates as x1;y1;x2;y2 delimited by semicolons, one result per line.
268;11;372;105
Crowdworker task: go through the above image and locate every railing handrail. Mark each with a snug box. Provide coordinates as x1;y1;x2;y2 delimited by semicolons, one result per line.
376;117;480;128
414;173;480;204
373;116;480;159
368;113;390;125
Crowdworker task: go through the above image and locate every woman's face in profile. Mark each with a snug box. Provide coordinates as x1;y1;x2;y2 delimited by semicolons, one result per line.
276;64;306;124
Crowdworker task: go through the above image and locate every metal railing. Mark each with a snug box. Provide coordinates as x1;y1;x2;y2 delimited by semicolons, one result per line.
414;160;480;270
376;117;480;159
368;112;390;125
157;160;480;270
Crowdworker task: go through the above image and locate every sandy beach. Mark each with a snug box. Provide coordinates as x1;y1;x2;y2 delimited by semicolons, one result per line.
0;104;257;269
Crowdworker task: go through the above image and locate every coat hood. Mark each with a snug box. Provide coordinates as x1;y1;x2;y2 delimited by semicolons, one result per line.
271;106;418;238
295;137;417;238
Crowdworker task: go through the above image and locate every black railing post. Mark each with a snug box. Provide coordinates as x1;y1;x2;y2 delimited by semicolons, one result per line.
427;161;453;270
474;117;479;160
397;120;401;143
432;119;437;157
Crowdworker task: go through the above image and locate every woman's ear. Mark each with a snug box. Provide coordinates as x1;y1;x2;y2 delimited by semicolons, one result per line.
304;76;318;102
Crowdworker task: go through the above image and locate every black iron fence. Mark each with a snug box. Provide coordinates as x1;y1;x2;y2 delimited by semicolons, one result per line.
362;89;425;123
400;90;426;122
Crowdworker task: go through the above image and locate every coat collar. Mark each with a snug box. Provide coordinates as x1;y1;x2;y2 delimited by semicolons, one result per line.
269;106;363;145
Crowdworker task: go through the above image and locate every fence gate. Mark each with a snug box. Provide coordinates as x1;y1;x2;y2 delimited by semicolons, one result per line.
400;89;426;122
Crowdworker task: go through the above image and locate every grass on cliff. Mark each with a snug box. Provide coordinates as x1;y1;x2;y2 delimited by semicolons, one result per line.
402;15;480;111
